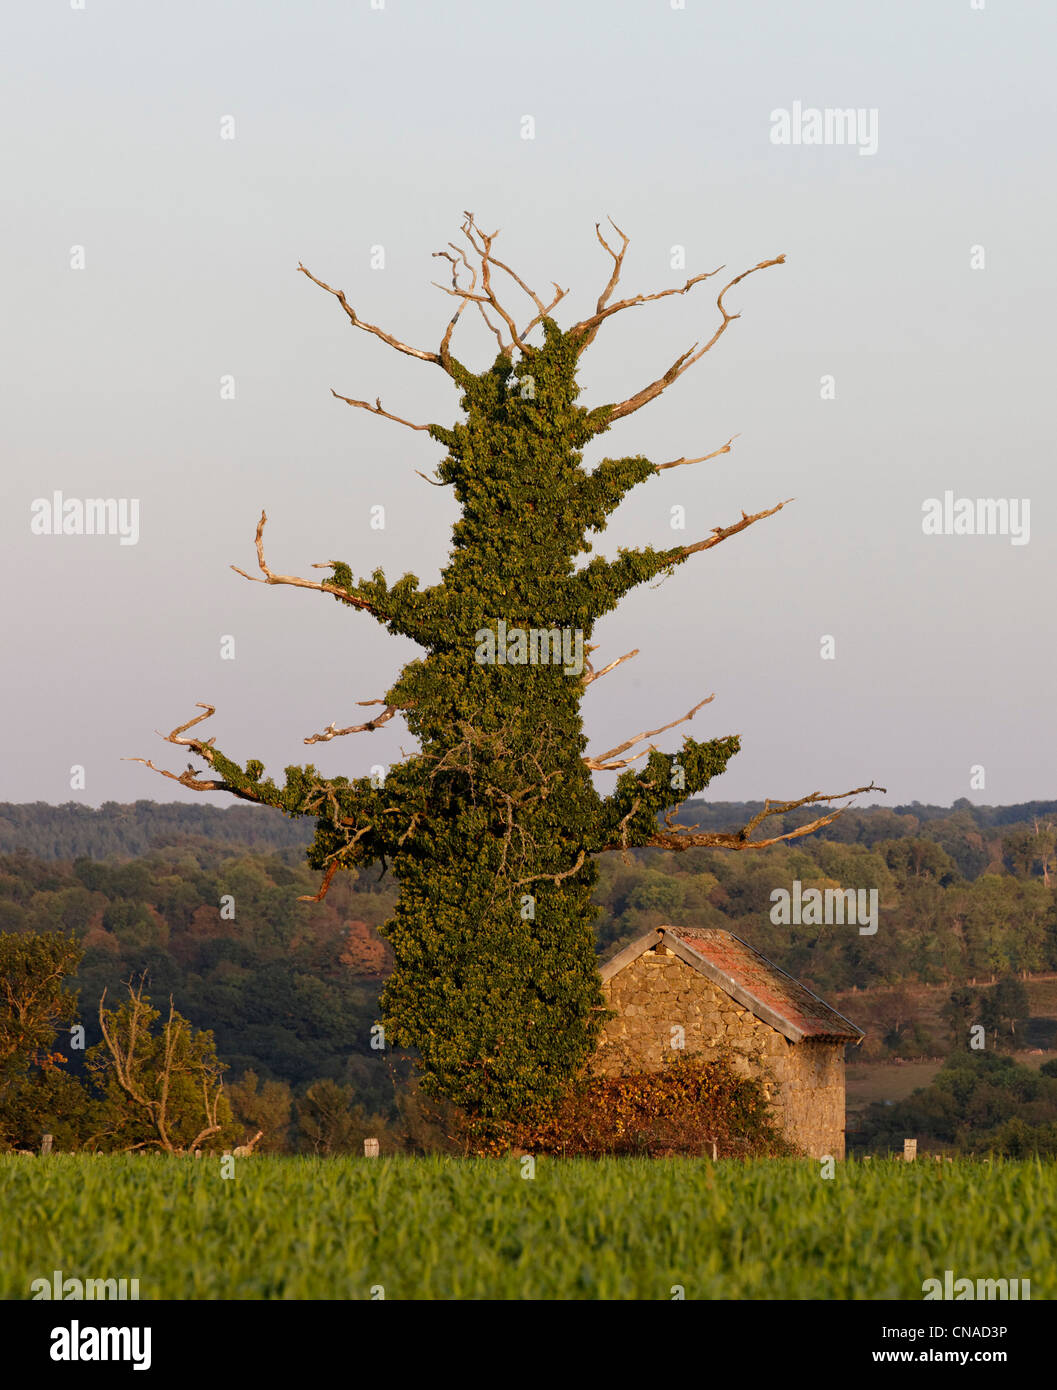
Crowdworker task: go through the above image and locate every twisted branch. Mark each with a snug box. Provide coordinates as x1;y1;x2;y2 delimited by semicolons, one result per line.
602;255;786;422
584;696;714;772
297;262;441;364
304;701;402;745
230;510;376;609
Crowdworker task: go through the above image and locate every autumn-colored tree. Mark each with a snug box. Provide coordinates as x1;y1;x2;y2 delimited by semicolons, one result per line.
0;932;80;1096
136;215;876;1124
0;932;86;1151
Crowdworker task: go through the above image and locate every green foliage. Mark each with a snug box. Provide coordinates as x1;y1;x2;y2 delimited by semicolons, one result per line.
225;1068;294;1153
0;1069;93;1153
294;1078;396;1155
978;975;1030;1043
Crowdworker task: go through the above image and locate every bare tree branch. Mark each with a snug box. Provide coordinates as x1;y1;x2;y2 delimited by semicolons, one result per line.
655;434;739;472
602;255;786;422
521;280;569;339
123;757;231;793
97;981;225;1154
569;216;724;353
581;647;640;688
297;861;339;903
297;262;442;364
445;212;534;355
584;696;714;772
592;216;630;315
304;702;401;745
640;784;886;853
229;510;375;609
475;301;510;354
125;704;263;799
433;245;479;367
673;498;792;559
515;849;587;888
330;389;433;432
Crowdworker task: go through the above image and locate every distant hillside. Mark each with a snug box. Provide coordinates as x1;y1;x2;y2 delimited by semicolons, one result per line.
0;800;313;861
672;796;1057;836
4;796;1057;867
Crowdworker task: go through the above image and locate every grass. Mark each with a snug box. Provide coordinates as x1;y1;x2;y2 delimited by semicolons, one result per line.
2;1154;1054;1300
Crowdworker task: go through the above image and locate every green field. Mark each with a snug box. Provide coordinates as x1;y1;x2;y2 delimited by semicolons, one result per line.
1;1155;1052;1300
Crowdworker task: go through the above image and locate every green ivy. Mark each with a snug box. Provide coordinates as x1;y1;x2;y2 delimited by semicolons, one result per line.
184;316;749;1122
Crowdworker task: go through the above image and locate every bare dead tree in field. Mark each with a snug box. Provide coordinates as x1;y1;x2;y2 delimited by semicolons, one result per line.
90;979;226;1153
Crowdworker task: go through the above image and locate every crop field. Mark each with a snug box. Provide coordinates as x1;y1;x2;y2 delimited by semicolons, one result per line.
1;1155;1053;1301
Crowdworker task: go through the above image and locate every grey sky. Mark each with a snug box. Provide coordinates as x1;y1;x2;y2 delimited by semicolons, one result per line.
2;0;1054;809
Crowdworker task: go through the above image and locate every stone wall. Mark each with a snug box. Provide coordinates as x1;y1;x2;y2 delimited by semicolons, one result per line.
594;945;848;1158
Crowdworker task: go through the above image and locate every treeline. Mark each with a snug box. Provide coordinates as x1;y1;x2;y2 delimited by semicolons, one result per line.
0;801;312;861
8;797;1057;874
1;803;1055;1079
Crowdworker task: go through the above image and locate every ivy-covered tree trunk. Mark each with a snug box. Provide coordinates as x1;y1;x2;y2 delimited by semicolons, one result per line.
139;216;875;1123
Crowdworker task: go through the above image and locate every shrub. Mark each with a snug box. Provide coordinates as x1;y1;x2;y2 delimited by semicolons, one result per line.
485;1050;795;1158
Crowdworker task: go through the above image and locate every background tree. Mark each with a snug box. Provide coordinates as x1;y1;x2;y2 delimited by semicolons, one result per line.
978;975;1030;1047
294;1078;394;1155
0;932;86;1150
225;1068;293;1153
0;932;80;1100
941;986;977;1052
135;215;877;1126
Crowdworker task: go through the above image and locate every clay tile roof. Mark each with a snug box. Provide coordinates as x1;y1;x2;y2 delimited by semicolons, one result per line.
662;927;864;1042
601;925;863;1044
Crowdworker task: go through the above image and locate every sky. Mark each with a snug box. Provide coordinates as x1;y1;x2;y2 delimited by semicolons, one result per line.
2;0;1054;810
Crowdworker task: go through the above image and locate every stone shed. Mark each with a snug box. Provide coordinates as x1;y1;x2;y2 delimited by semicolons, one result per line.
595;926;864;1158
